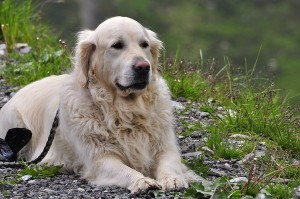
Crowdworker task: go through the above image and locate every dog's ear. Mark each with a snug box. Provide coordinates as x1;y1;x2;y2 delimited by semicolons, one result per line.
74;30;96;87
146;29;163;72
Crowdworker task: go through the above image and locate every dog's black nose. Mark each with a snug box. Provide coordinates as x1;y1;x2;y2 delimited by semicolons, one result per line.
133;61;150;75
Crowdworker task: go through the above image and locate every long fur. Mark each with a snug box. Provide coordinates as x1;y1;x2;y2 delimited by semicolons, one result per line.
0;16;200;193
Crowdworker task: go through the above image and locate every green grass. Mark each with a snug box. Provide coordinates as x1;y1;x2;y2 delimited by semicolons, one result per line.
0;0;57;51
0;163;62;196
0;0;70;86
1;47;70;86
164;53;300;198
17;163;63;179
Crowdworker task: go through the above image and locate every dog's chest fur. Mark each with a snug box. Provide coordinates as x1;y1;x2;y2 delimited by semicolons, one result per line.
89;84;172;176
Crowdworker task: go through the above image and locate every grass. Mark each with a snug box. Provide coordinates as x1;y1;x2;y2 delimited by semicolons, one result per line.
164;51;300;197
0;163;62;196
0;0;71;87
1;0;300;198
0;0;58;51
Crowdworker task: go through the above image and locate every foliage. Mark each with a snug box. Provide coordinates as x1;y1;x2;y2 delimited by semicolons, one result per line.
1;45;70;86
183;158;210;178
18;162;63;179
183;162;300;198
162;51;208;101
0;0;57;51
0;0;70;86
0;163;62;192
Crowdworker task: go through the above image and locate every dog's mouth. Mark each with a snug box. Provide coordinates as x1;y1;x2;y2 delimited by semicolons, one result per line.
116;81;148;91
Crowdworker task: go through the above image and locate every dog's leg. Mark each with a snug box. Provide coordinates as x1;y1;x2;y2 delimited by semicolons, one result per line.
154;150;190;190
87;156;161;193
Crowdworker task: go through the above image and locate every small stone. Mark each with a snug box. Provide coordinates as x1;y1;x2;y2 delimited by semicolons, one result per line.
209;168;226;177
294;185;300;198
227;109;236;118
223;163;231;170
201;146;214;155
176;97;187;102
217;106;224;111
177;135;185;139
238;152;255;164
196;111;210;119
21;175;32;181
77;187;85;192
182;151;202;158
172;101;185;111
28;180;36;184
9;92;15;98
255;150;266;158
15;43;32;54
1;96;9;103
229;134;250;139
43;188;55;193
229;177;248;183
190;131;205;138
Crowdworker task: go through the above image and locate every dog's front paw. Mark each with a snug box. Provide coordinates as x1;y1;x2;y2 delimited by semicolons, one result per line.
159;176;188;191
129;177;161;193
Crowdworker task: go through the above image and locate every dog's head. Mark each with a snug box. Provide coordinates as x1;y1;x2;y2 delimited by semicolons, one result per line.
74;16;163;98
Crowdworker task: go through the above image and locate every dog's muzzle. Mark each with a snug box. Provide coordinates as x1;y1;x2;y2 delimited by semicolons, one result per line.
117;60;150;91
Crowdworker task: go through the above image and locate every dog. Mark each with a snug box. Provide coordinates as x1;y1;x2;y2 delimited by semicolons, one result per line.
0;16;201;192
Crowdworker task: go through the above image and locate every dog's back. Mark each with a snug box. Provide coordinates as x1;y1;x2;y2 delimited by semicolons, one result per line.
0;74;68;160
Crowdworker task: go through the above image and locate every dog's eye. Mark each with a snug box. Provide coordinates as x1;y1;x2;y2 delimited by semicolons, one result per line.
111;41;124;50
140;41;149;48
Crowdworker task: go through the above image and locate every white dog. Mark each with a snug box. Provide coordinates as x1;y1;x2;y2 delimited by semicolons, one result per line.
0;17;200;192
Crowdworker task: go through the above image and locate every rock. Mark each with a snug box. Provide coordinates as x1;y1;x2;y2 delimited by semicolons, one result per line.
190;131;206;139
223;163;231;170
229;134;250;139
172;101;185;112
177;135;185;139
77;187;85;192
28;179;37;184
15;43;32;54
228;139;244;147
176;97;187;102
209;168;226;177
293;185;300;198
238;152;255;164
21;174;32;181
254;150;265;158
201;146;214;155
0;44;7;57
257;142;267;151
43;188;55;193
195;111;210;119
182;151;202;158
229;177;248;183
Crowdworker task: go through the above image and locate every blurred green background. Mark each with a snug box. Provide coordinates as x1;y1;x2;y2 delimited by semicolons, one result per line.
39;0;299;103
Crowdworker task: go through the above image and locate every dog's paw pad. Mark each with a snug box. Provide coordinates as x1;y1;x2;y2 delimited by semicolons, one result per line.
159;177;188;191
129;177;161;193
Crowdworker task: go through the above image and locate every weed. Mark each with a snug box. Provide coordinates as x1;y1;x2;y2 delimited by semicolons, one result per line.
0;0;56;51
266;183;293;199
162;56;208;101
17;162;63;179
0;0;69;87
180;121;203;137
206;130;244;159
183;158;210;177
1;47;70;86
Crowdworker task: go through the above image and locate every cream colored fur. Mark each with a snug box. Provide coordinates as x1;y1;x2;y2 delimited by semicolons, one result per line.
0;17;201;192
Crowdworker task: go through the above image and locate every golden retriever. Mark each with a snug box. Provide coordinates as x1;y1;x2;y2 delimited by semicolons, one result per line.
0;16;200;192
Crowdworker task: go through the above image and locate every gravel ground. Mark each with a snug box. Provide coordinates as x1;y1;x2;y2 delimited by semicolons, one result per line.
0;78;299;198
